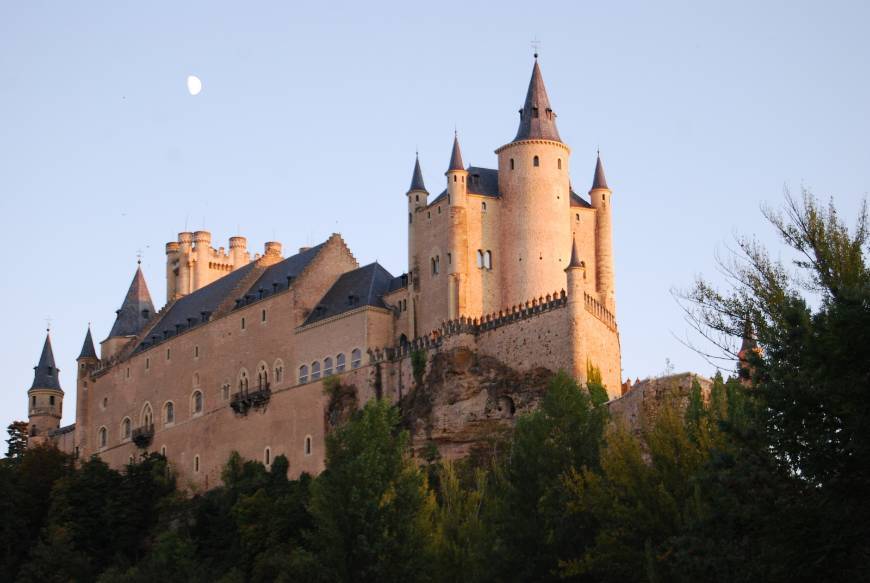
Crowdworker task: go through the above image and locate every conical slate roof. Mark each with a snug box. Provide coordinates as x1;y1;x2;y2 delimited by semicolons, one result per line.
31;333;61;391
78;327;97;360
409;155;427;193
568;236;584;268
107;265;155;338
448;134;464;171
591;153;609;190
513;59;562;143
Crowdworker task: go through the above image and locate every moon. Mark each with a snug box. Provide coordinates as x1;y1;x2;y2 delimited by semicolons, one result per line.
186;75;203;96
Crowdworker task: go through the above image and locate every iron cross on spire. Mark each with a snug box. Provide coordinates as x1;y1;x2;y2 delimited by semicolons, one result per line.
530;37;541;59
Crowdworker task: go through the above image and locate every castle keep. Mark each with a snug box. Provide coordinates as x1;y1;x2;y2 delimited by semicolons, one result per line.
24;58;622;486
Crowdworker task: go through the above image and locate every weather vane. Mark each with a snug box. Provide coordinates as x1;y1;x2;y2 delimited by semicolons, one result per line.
45;316;52;333
136;249;143;265
531;37;541;59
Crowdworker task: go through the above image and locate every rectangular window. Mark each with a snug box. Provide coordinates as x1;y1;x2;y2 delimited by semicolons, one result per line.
145;358;150;370
194;346;199;358
49;396;55;406
166;348;171;361
241;317;246;330
261;309;266;322
126;367;130;378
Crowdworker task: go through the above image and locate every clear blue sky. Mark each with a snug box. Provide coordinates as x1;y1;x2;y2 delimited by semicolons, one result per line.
1;1;867;437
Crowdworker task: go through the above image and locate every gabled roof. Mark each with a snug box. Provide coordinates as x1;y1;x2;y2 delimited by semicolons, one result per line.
78;327;97;360
513;59;562;143
448;134;465;171
303;262;395;326
31;333;61;391
409;155;427;193
430;166;500;205
107;266;155;339
241;243;326;303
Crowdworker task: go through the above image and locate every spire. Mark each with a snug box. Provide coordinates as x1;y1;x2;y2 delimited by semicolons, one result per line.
31;332;61;390
513;59;562;143
591;152;609;190
107;265;155;338
567;235;584;269
448;133;464;172
78;326;97;360
408;154;427;193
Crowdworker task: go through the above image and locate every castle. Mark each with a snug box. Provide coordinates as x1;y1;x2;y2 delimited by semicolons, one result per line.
24;58;622;486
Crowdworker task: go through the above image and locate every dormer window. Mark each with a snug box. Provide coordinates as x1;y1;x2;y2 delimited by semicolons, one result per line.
348;295;359;306
532;107;539;118
142;309;150;319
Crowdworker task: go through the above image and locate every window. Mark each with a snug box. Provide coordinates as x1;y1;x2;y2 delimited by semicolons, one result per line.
222;383;230;400
481;201;487;212
194;345;199;358
192;390;203;415
477;249;484;268
261;309;266;322
336;353;346;373
102;396;108;410
194;455;200;473
145;357;150;370
484;250;493;270
453;175;457;183
408;213;412;224
264;447;271;466
304;436;312;456
415;194;419;202
437;206;441;214
510;158;515;170
431;255;440;275
193;372;200;386
324;356;333;376
161;446;166;457
49;395;55;406
532;106;539;118
558;158;562;170
31;395;36;407
239;370;249;391
533;155;540;167
274;360;284;383
241;317;246;330
257;362;268;388
447;252;452;265
164;401;175;425
166;348;171;361
142;403;153;428
299;365;309;384
99;427;107;449
576;213;580;221
126;367;130;378
351;349;362;369
311;361;321;381
122;418;131;440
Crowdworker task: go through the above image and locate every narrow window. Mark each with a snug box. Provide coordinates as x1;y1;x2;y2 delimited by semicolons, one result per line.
576;213;580;221
261;309;266;322
146;357;150;370
557;158;562;170
447;252;452;265
193;390;203;414
510;158;515;170
126;367;130;378
166;348;171;361
194;455;200;473
222;384;230;400
485;250;493;269
122;418;131;439
311;361;321;381
49;395;55;406
532;106;539;118
299;365;309;384
304;436;312;456
351;348;362;369
161;446;166;457
241;317;246;330
164;402;174;424
533;155;540;167
99;427;107;449
336;353;346;372
481;201;487;212
453;175;457;183
194;346;199;358
415;194;419;202
408;213;412;224
324;357;334;376
477;250;484;268
264;447;271;466
31;395;36;407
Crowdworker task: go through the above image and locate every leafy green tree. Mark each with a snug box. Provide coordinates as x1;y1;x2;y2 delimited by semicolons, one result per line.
307;398;436;582
5;422;29;462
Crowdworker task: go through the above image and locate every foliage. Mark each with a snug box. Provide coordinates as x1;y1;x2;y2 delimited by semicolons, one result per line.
411;349;427;386
5;422;29;462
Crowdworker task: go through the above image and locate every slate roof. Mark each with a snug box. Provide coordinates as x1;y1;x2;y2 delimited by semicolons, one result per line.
135;243;326;351
568;236;584;268
409;155;427;193
387;273;409;292
107;266;155;339
78;327;97;360
591;154;609;190
448;134;465;171
303;262;395;326
513;59;562;143
31;333;62;391
430;166;500;205
570;190;592;208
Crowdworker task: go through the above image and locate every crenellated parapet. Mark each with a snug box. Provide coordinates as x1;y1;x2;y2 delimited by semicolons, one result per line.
583;292;617;331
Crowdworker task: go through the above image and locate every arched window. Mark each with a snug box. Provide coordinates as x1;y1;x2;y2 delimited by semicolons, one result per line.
121;418;131;440
576;213;580;221
257;362;268;389
311;361;321;381
192;390;203;415
160;446;167;457
239;369;249;391
336;353;346;373
264;447;271;466
299;364;309;384
481;201;487;212
98;427;107;449
164;401;175;425
510;158;515;170
447;252;452;265
323;357;334;376
141;403;153;428
351;349;362;369
221;383;230;400
533;155;540;167
558;158;562;170
484;250;493;269
304;436;312;456
477;250;484;268
274;359;284;383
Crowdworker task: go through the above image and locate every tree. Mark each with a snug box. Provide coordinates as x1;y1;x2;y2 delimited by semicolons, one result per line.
307;398;435;582
5;422;29;462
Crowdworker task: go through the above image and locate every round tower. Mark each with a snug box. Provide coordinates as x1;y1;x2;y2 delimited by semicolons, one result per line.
406;154;428;338
229;236;248;270
192;230;212;290
165;241;180;301
497;57;571;308
565;237;589;383
27;332;64;441
177;232;193;296
589;153;615;312
75;326;99;454
445;134;469;318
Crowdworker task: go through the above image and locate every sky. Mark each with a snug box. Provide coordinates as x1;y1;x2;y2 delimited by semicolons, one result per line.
1;1;868;439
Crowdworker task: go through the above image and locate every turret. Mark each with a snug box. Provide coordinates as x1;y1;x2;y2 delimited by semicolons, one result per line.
445;133;468;208
229;236;248;270
101;263;155;361
406;154;428;338
589;152;615;311
565;237;589;383
177;232;193;296
192;230;212;290
75;326;99;454
27;332;64;440
497;57;572;308
165;241;180;301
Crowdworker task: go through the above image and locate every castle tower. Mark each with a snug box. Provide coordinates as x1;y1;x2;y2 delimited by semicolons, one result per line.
27;332;64;441
75;326;99;454
101;264;155;361
192;230;212;290
589;153;615;312
445;134;469;319
565;237;589;382
407;154;428;338
496;57;572;308
229;236;249;269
